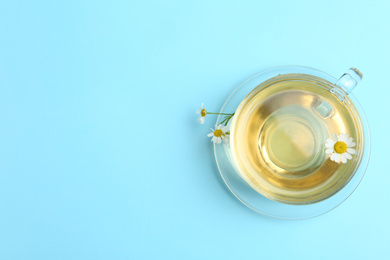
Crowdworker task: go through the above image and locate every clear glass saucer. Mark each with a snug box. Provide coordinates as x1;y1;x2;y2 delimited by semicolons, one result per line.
214;66;371;219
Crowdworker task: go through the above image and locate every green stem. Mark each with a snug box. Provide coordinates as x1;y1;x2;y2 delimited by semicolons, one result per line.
219;117;229;124
222;113;235;126
224;115;232;126
207;112;234;115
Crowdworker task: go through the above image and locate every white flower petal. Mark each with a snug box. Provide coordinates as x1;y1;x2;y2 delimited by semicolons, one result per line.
216;137;222;144
349;142;356;148
201;102;204;108
347;148;356;154
222;126;229;132
326;138;335;145
331;153;340;162
207;132;214;137
211;136;216;143
223;136;230;144
198;117;205;124
325;141;335;148
338;134;348;142
341;154;347;164
196;111;200;114
344;152;352;160
326;148;334;154
346;137;354;146
333;134;338;141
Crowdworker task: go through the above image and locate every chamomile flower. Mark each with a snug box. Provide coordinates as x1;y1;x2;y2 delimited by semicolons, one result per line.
196;103;207;124
325;133;356;164
207;124;230;144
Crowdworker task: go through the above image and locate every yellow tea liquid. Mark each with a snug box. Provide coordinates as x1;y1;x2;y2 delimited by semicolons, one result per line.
231;74;364;204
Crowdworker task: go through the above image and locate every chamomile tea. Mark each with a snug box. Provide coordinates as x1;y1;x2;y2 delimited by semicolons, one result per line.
230;74;364;204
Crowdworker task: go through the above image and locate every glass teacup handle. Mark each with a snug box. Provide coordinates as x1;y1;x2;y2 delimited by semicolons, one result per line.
315;68;363;118
333;67;363;98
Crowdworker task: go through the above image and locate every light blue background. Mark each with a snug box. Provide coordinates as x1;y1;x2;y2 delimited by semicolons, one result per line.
1;0;389;259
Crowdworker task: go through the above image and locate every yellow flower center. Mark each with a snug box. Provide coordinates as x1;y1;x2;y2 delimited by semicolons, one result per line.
201;108;207;117
334;141;347;154
214;129;224;137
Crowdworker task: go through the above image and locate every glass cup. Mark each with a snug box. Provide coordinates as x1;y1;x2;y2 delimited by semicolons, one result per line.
214;66;370;219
